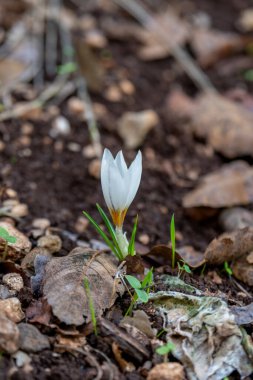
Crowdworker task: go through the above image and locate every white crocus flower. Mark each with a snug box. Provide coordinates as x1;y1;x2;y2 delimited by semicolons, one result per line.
101;148;142;256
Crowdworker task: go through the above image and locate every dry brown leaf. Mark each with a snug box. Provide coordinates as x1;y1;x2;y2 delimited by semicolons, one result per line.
112;342;135;372
204;227;253;265
231;256;253;286
26;298;52;325
191;28;252;68
167;91;253;159
183;161;253;209
43;248;124;326
144;244;205;268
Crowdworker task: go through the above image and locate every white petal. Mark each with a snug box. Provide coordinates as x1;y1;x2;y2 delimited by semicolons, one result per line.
125;151;142;208
101;149;114;209
115;151;128;177
108;164;128;210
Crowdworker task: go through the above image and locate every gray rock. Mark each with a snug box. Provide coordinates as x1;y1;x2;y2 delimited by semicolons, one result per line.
18;323;50;353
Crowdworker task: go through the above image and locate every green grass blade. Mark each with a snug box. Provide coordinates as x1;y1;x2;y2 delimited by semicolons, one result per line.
125;275;141;289
170;214;176;269
96;204;123;260
83;277;97;336
141;268;153;289
82;211;121;260
128;215;138;256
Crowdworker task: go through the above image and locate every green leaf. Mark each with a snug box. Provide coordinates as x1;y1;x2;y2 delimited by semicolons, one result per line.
156;342;175;356
141;268;153;289
82;211;121;260
83;277;97;336
135;289;149;303
125;275;141;289
96;204;123;260
57;62;77;75
224;261;233;276
183;264;192;274
170;214;176;269
0;227;16;244
128;215;138;256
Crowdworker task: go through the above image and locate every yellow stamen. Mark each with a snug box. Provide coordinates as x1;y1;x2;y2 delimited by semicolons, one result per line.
110;209;127;228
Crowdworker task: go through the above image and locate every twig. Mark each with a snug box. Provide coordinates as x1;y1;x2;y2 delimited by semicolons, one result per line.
45;0;61;77
113;0;217;93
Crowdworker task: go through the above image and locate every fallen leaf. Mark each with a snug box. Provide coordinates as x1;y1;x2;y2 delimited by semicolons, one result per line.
204;227;253;265
231;302;253;325
167;91;253;159
219;207;253;232
43;248;124;325
112;342;135;372
117;110;159;149
150;290;253;379
147;363;185;380
26;298;52;325
231;256;253;286
183;161;253;209
191;28;252;68
120;310;155;338
55;334;86;352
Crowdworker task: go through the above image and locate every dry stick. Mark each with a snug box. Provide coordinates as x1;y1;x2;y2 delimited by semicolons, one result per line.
113;0;217;93
59;21;102;158
45;0;61;77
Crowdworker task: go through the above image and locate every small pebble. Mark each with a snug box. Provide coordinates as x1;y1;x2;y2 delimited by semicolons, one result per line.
32;218;50;231
0;297;25;322
67;142;81;152
75;216;89;234
18;323;50;353
105;85;122;102
50;116;71;138
67;97;85;116
3;273;24;292
37;234;62;254
82;144;97;159
119;80;135;95
85;29;107;49
21;123;34;136
88;159;101;179
0;284;16;299
138;234;150;245
11;204;29;218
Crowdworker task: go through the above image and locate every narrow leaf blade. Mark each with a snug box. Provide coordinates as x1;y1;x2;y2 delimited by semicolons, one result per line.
128;215;138;256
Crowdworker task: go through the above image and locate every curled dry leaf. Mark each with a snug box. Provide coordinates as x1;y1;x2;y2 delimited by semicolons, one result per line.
204;227;253;266
150;290;253;379
117;110;159;149
167;91;253;159
144;244;204;268
191;28;252;68
183;161;253;209
43;248;124;325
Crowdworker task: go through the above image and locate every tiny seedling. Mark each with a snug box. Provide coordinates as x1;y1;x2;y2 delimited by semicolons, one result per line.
170;214;176;269
224;261;233;277
125;268;153;316
83;204;138;261
83;277;97;336
156;328;166;338
156;341;175;362
57;62;77;75
177;260;192;278
0;226;17;261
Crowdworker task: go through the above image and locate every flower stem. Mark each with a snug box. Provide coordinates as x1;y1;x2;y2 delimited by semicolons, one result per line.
115;227;129;258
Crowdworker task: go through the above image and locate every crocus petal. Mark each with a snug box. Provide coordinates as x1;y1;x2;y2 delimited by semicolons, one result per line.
125;151;142;208
108;163;128;210
115;151;128;177
101;148;114;209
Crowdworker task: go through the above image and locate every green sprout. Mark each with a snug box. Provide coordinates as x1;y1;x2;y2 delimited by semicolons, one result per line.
0;227;17;261
57;62;77;75
170;214;176;269
177;260;192;278
156;341;175;362
83;204;138;261
83;277;97;336
125;268;153;316
224;261;233;277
